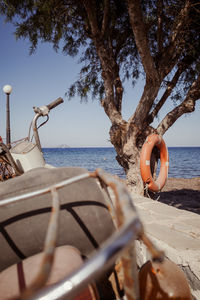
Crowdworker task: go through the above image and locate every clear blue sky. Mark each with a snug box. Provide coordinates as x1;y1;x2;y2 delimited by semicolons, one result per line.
0;17;200;147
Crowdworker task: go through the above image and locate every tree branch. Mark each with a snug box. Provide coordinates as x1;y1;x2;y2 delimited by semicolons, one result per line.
170;0;190;44
82;0;100;37
147;64;185;124
82;0;123;125
157;0;163;53
157;74;200;135
101;62;124;124
126;0;158;80
114;76;123;112
128;80;161;128
158;0;190;78
101;0;110;36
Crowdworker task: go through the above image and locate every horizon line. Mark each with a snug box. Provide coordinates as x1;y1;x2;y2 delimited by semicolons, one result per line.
42;145;200;149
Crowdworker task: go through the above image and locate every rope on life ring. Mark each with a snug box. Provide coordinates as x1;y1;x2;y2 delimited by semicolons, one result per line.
140;134;169;192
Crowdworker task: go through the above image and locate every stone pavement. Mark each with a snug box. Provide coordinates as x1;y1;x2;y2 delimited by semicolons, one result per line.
132;194;200;300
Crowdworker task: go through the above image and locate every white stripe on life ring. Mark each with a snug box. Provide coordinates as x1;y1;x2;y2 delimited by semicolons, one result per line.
146;160;150;165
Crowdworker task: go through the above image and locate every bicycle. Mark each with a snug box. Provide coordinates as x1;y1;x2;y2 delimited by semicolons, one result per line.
0;97;63;179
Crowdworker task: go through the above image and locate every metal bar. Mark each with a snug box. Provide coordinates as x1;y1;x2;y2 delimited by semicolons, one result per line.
6;94;11;148
28;217;143;300
21;188;60;299
32;113;42;152
96;178;118;228
91;169;139;225
121;245;139;300
0;172;90;207
92;169;142;300
140;233;164;262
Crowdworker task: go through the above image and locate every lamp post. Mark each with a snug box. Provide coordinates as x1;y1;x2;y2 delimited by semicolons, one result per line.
3;85;12;149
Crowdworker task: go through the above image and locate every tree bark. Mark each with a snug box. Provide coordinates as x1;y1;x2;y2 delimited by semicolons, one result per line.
109;122;145;194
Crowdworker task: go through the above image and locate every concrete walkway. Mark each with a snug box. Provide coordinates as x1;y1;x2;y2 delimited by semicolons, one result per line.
132;194;200;300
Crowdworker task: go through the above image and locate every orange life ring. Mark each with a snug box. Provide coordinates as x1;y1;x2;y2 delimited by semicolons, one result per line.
140;134;169;192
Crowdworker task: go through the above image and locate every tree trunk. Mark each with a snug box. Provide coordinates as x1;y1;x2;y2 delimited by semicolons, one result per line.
117;140;144;194
125;155;144;194
109;123;147;195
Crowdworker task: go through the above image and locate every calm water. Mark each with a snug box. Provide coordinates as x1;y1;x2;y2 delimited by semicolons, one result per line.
43;147;200;179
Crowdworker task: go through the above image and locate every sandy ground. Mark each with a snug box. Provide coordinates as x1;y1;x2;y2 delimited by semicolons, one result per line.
157;177;200;215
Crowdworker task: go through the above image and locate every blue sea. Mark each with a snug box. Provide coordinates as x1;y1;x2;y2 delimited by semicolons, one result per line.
43;147;200;179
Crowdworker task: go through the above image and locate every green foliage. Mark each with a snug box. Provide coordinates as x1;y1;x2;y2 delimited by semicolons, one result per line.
0;0;139;102
0;0;200;104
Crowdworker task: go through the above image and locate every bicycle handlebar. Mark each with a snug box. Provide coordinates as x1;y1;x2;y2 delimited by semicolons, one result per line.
46;97;64;110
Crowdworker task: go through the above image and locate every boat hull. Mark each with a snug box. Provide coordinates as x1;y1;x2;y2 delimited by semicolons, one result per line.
0;167;115;271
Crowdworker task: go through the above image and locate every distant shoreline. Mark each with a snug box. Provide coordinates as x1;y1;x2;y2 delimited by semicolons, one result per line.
43;146;200;149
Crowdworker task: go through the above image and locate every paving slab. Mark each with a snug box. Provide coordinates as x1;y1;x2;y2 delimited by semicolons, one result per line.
131;193;200;300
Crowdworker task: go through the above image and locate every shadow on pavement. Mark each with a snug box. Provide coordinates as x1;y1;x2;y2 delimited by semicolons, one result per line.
158;189;200;215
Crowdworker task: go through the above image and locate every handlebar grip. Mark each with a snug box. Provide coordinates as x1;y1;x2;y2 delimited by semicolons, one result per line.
46;97;64;110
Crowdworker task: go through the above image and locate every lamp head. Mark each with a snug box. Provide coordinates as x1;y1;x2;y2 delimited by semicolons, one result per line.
3;85;12;95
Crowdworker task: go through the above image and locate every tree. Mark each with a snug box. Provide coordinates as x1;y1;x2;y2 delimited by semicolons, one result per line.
1;0;200;194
